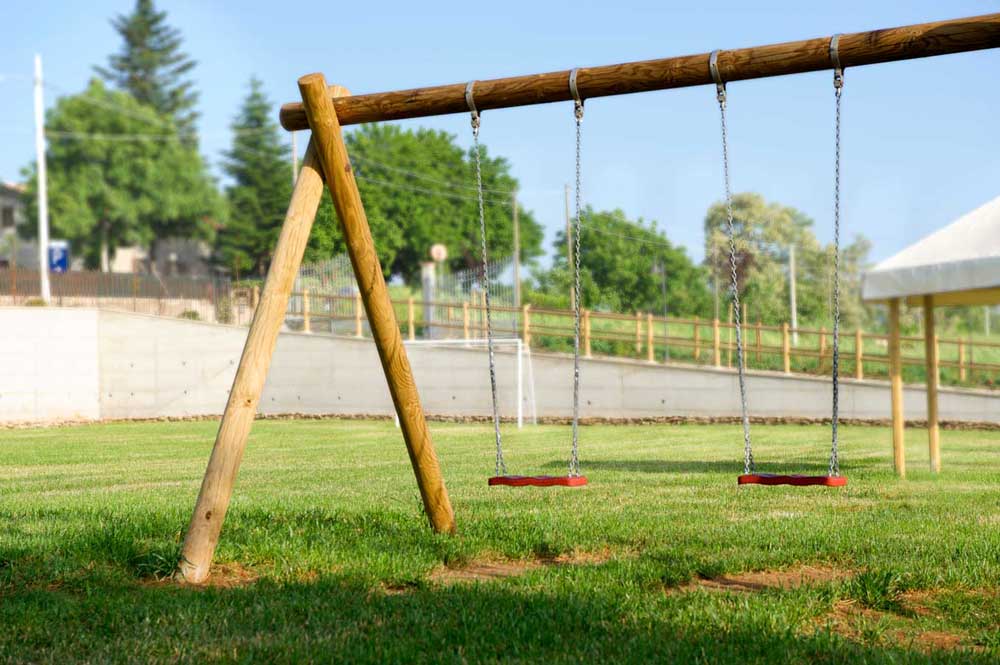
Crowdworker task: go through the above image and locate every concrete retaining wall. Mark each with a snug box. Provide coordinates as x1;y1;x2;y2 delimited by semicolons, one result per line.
2;308;998;424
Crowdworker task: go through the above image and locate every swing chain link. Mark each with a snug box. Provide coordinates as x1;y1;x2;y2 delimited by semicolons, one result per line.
711;51;754;476
467;82;506;478
569;70;584;477
829;37;843;477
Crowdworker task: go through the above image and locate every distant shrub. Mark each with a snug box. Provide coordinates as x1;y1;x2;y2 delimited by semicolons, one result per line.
179;310;200;321
23;298;47;307
215;296;234;325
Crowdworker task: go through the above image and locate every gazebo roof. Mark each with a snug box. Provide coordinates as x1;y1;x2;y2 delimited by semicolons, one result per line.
862;195;1000;306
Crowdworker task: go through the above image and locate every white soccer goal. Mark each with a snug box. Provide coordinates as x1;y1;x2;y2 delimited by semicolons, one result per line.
398;337;537;428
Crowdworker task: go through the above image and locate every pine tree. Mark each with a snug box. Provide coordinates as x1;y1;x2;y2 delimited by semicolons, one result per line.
95;0;199;135
216;78;292;277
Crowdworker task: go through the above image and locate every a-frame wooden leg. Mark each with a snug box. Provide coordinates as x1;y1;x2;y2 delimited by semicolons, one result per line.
298;73;455;535
177;136;329;584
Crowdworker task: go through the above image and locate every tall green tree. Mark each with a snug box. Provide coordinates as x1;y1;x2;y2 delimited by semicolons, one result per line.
539;207;712;316
21;80;219;270
216;78;292;277
703;192;870;326
96;0;199;135
310;124;544;282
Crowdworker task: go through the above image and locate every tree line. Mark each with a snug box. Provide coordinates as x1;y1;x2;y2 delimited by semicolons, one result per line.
20;0;881;331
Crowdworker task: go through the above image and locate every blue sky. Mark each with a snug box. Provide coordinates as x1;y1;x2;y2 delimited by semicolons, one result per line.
2;0;999;267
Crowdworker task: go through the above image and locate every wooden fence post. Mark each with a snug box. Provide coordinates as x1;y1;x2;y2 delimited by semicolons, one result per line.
407;297;415;341
958;338;966;381
647;312;655;363
635;311;642;354
522;304;531;346
302;289;311;333
819;326;827;371
693;316;701;361
727;303;733;368
251;285;260;311
855;328;864;379
782;322;791;374
354;291;363;337
584;309;592;358
755;320;762;364
713;318;721;368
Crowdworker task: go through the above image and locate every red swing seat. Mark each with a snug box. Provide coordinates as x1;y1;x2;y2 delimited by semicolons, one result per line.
738;473;847;487
488;475;588;488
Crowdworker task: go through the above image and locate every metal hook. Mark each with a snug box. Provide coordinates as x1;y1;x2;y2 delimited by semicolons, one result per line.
569;68;584;119
830;34;844;89
709;50;725;102
465;81;480;129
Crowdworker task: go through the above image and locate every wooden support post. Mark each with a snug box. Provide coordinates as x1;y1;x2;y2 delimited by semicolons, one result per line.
463;301;470;338
855;328;864;380
293;76;453;521
782;322;791;374
251;285;260;311
923;295;940;473
693;316;701;361
296;74;454;536
177;138;328;584
407;297;415;341
354;291;363;337
647;312;655;363
522;304;531;346
888;298;906;478
584;309;592;358
713;318;721;368
958;338;966;381
302;289;311;333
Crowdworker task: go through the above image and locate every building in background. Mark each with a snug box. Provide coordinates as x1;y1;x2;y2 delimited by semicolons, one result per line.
0;182;37;269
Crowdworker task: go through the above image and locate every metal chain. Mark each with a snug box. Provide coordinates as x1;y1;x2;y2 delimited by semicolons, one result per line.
470;108;506;477
829;61;844;477
716;81;754;475
569;98;584;477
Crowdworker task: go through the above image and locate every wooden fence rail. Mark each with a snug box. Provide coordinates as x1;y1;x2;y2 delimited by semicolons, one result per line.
269;290;1000;390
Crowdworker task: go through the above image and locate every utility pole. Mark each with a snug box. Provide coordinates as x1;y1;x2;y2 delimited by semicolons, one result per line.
654;259;669;359
291;131;298;185
564;184;574;310
512;188;521;307
788;244;799;346
33;54;51;303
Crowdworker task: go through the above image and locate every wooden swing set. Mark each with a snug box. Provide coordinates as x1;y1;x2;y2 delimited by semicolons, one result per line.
176;14;1000;583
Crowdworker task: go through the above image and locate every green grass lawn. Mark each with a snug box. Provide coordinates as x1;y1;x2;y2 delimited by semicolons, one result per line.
1;419;998;663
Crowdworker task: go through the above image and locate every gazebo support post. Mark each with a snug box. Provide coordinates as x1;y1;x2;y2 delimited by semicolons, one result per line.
923;295;941;473
888;298;906;478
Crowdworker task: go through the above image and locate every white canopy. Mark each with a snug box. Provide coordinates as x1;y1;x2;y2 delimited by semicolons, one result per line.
862;195;1000;306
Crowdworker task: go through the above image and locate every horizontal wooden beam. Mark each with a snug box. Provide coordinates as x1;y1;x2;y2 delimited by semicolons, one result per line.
280;13;1000;131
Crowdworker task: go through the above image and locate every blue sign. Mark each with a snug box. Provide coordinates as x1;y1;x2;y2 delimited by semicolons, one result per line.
48;240;69;273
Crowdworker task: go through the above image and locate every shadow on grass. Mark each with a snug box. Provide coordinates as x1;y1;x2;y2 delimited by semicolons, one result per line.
2;572;990;663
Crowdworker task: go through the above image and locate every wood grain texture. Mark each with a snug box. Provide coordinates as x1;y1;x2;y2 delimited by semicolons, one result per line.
280;14;1000;130
923;296;941;473
298;73;455;534
178;138;327;584
888;298;906;478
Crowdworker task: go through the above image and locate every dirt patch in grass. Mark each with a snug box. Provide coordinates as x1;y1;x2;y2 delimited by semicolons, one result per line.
815;595;983;654
149;562;259;589
429;549;617;585
680;565;854;593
